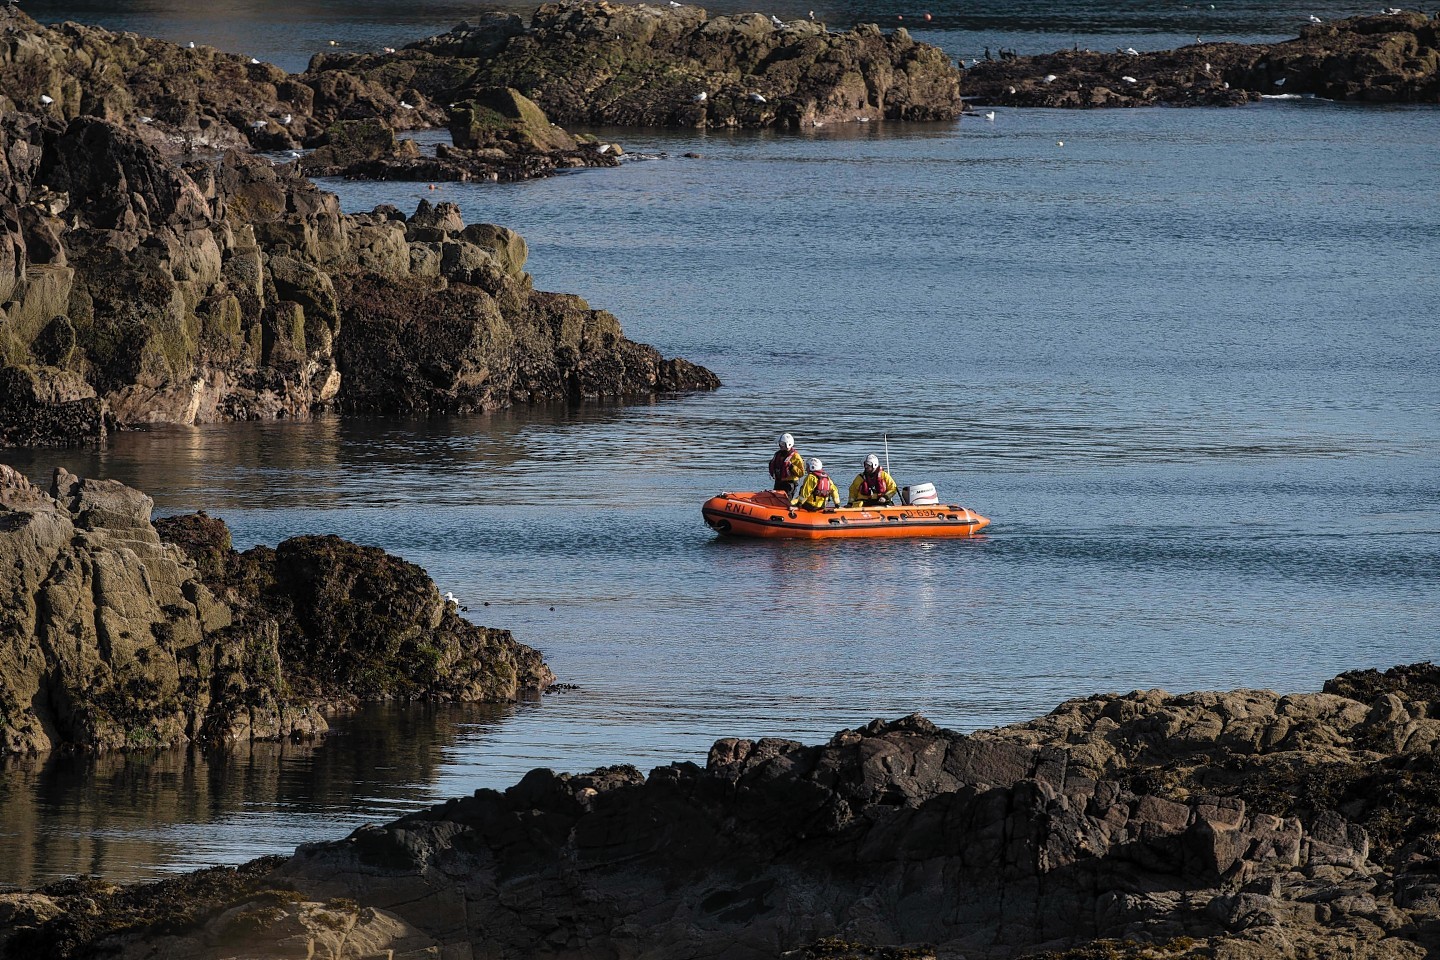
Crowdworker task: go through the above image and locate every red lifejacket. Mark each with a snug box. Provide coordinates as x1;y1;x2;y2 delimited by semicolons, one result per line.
769;448;798;480
813;471;832;496
860;469;887;498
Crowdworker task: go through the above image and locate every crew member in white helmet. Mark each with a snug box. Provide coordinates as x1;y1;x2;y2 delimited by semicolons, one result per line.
790;457;841;511
846;454;898;507
767;432;805;496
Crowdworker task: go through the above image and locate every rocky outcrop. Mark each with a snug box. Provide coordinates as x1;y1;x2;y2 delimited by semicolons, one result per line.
296;91;623;183
0;465;552;755
964;11;1440;107
6;665;1438;958
0;5;429;152
0;109;715;446
318;2;964;129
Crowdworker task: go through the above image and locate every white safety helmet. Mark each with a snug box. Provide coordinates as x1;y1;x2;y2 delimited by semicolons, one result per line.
864;454;880;472
778;432;794;451
806;457;823;472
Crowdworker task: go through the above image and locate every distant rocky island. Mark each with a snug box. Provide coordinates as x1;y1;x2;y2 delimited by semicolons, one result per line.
963;11;1440;107
1;662;1435;958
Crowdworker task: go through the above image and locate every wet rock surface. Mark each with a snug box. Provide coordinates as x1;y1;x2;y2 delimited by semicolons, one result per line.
5;665;1437;958
963;12;1440;107
0;465;552;755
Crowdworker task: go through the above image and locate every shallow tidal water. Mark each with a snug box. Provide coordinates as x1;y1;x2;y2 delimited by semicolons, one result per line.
3;2;1439;887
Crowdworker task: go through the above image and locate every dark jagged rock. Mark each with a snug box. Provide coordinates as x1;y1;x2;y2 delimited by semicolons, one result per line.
6;668;1438;958
964;12;1440;107
0;465;553;755
376;1;964;128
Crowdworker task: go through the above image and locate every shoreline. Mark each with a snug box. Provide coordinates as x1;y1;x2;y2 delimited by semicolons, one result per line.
2;664;1436;957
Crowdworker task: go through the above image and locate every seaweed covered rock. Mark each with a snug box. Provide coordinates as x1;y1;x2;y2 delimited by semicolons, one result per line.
14;667;1437;959
0;466;552;755
963;11;1440;107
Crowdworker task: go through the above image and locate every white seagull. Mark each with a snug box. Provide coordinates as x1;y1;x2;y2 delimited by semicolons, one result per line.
399;100;415;109
249;119;267;130
1308;14;1322;21
748;92;767;103
693;91;707;102
139;116;154;123
279;113;292;125
983;110;995;120
1121;75;1137;83
444;592;458;604
1125;47;1139;56
39;94;53;104
669;1;681;6
1274;77;1287;86
770;14;784;27
187;41;196;49
1042;73;1058;83
249;57;260;64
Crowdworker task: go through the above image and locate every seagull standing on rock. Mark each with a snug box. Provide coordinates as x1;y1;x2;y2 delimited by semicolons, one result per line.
1274;77;1287;86
770;14;784;27
749;92;767;103
693;91;708;102
1125;46;1139;55
399;100;415;109
1308;14;1323;21
39;94;53;104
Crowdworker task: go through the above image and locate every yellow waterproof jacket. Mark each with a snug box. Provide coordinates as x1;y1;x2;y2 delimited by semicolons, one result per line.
768;449;805;486
847;469;898;506
792;471;841;510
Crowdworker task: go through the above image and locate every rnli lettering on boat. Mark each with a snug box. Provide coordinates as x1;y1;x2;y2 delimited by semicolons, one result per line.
701;490;990;540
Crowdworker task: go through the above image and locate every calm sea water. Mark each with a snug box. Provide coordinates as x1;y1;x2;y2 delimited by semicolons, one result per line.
2;1;1438;887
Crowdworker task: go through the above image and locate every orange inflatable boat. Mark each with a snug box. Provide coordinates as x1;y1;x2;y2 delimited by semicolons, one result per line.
701;490;990;540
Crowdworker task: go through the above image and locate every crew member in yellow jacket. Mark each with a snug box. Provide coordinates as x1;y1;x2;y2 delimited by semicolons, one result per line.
847;454;898;507
767;432;805;496
791;458;842;511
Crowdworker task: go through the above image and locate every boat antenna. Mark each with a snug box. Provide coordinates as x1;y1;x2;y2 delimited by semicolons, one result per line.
883;432;891;474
